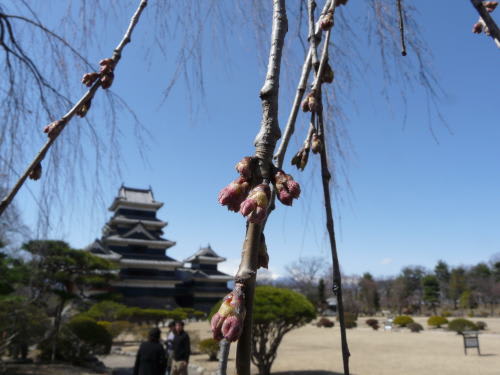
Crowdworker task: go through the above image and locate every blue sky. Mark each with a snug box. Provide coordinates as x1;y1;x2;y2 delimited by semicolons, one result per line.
13;1;500;279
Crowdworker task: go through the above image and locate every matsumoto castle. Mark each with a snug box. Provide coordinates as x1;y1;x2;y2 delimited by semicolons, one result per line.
86;186;232;312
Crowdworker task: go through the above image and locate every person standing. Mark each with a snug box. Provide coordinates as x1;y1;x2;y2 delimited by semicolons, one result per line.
165;321;176;375
133;327;167;375
171;321;190;375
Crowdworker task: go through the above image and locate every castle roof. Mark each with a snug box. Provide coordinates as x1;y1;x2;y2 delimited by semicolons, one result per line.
109;186;163;211
184;245;226;263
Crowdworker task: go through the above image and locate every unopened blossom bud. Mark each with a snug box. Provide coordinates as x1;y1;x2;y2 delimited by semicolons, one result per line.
76;99;92;118
235;157;255;179
485;1;498;12
240;184;270;223
301;97;311;112
301;93;319;113
322;62;334;84
100;72;114;89
472;22;484;34
311;134;322;154
274;170;301;206
99;58;115;74
218;177;250;212
29;163;42;181
82;72;99;87
335;0;349;6
43;120;64;139
320;12;333;31
211;284;245;342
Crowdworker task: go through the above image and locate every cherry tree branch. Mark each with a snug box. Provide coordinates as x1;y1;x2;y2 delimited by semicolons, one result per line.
274;0;333;169
0;0;148;217
235;2;288;375
470;0;500;47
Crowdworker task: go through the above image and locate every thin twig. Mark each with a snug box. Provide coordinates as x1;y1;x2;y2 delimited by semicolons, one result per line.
235;2;288;375
0;0;148;216
305;3;350;373
317;104;350;375
274;0;333;169
217;339;230;375
397;0;407;56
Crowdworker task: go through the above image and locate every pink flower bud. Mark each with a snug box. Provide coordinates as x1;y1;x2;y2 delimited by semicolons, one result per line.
320;13;333;31
485;1;498;12
473;22;484;34
240;184;270;223
287;180;301;198
222;315;243;342
278;190;293;206
248;206;267;223
218;177;250;212
100;72;114;89
211;313;224;340
43;120;64;139
211;284;246;342
29;163;42;181
274;170;301;206
235;157;254;179
82;72;99;87
240;199;257;216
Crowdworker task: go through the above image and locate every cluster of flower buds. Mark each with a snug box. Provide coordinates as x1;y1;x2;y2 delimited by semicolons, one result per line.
301;92;320;113
43;120;64;140
473;1;498;34
211;283;246;342
291;147;309;171
273;170;301;206
219;156;269;222
76;99;92;118
81;58;116;90
218;177;250;212
29;163;42;181
311;133;323;154
99;58;115;89
240;184;270;223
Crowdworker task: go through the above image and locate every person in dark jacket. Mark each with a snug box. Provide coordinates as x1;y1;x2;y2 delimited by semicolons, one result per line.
133;327;167;375
171;321;190;375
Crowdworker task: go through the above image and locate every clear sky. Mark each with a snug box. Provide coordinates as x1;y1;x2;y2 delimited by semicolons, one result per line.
13;1;500;279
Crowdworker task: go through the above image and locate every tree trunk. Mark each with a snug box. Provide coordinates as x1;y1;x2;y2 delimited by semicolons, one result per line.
51;300;64;362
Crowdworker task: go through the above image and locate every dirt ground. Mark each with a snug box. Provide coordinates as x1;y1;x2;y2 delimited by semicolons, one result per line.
187;317;500;375
8;317;499;375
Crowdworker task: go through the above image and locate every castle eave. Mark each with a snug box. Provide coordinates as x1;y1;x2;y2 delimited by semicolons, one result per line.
119;258;183;269
112;279;181;288
105;236;175;248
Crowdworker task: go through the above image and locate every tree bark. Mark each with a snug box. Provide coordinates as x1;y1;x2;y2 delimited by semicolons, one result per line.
235;2;287;375
0;0;148;217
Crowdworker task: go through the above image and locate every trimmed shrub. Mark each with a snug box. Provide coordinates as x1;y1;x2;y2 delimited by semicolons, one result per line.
441;310;452;318
68;316;112;354
427;316;448;328
39;316;112;363
316;317;334;328
448;318;478;334
343;312;357;329
475;321;487;330
408;323;423;333
199;338;219;361
393;315;414;327
366;319;379;330
98;320;132;339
